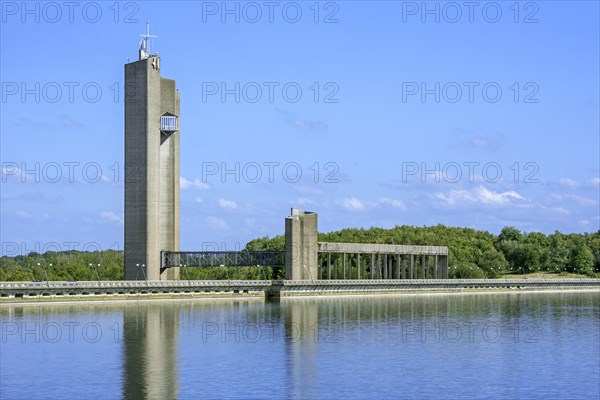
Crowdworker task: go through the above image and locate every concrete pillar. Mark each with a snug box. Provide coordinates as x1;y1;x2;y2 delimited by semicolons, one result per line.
383;254;388;279
444;256;449;278
400;255;405;279
285;209;318;280
317;253;321;279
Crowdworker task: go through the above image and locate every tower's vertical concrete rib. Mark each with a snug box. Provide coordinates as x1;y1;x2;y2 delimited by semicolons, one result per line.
124;27;180;280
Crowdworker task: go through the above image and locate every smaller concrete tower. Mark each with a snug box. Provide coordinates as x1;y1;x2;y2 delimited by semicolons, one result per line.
285;209;318;280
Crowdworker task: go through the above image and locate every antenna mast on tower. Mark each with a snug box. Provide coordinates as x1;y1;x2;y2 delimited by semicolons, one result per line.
138;21;158;60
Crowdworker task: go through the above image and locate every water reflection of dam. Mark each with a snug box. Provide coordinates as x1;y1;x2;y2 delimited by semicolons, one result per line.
116;293;600;399
2;293;598;399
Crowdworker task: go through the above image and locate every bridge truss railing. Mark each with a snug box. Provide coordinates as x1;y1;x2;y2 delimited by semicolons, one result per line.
161;251;285;269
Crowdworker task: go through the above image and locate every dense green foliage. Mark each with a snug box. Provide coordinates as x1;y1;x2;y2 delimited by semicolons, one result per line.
1;226;598;280
0;250;124;281
246;225;600;278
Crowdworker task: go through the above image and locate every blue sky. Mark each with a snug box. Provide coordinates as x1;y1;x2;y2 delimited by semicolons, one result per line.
1;1;599;256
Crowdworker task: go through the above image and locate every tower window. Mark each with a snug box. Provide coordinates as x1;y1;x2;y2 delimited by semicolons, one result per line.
160;115;178;132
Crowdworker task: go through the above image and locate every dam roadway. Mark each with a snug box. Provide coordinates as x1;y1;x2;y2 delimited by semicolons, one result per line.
1;279;599;303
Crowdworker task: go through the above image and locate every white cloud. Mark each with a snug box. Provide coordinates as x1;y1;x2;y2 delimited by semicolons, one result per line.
552;177;600;189
60;114;84;128
569;194;598;206
101;211;123;224
2;165;24;182
549;194;598;206
180;176;210;190
289;119;328;130
336;197;406;211
379;197;406;210
557;178;579;188
549;207;570;215
339;197;368;211
293;185;324;195
588;177;600;186
195;197;204;204
434;186;526;206
291;197;316;206
466;135;502;151
217;198;238;210
475;186;525;204
206;216;229;230
452;129;504;151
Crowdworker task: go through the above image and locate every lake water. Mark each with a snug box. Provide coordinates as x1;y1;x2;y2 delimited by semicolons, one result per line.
1;291;599;399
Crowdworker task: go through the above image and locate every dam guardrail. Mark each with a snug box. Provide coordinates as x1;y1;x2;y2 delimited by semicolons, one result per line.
0;280;272;301
1;279;599;302
268;278;600;297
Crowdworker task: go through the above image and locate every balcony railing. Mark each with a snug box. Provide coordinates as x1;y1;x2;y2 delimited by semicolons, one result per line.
160;115;178;132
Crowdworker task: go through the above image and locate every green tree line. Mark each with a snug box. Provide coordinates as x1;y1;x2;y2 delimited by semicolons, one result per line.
246;225;600;278
1;226;598;281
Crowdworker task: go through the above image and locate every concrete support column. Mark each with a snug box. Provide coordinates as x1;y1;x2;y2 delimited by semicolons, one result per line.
444;256;449;278
401;255;405;279
317;253;321;279
285;209;318;280
384;254;388;279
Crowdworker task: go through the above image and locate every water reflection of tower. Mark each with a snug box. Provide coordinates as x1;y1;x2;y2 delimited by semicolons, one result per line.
122;302;179;399
282;300;319;399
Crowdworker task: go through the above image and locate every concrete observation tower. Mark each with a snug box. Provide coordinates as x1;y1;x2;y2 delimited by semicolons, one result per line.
124;23;180;280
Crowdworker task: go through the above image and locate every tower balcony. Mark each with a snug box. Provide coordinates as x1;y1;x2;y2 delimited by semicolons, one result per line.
160;114;178;134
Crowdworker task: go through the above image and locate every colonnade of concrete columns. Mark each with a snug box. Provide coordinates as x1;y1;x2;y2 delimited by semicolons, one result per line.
317;252;449;280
